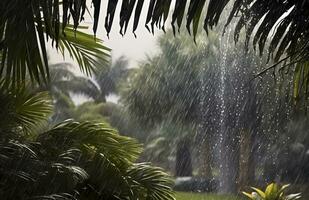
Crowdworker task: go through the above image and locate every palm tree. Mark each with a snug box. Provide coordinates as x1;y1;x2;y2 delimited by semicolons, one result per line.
48;63;100;99
95;56;130;102
41;62;101;122
0;80;175;200
122;30;208;177
122;27;296;192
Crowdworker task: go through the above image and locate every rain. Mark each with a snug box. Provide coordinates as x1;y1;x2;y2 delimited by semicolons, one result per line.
0;0;308;200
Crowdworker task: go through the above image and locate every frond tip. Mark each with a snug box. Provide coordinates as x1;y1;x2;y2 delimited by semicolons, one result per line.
127;163;176;200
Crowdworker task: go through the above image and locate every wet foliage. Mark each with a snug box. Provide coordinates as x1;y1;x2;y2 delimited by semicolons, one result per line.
0;81;175;200
1;0;309;199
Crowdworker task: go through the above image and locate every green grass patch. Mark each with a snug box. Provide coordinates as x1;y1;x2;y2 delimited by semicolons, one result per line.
175;192;243;200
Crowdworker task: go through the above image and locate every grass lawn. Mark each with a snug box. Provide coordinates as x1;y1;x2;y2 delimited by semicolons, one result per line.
175;192;243;200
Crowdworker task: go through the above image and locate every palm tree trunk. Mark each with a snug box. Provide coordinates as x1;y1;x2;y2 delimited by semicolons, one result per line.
238;129;256;191
175;137;192;177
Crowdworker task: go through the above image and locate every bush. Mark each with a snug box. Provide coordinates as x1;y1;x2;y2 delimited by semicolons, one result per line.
242;183;301;200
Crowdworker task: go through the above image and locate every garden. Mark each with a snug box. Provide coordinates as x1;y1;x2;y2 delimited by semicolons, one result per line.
0;0;308;199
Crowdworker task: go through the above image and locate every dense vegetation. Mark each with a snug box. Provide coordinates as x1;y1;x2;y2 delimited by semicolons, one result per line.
1;0;309;200
121;29;309;194
0;2;176;200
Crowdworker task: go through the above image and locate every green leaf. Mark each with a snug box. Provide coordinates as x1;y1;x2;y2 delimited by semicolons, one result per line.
265;183;279;200
279;184;290;194
251;187;266;199
285;193;302;200
242;192;254;199
293;63;302;103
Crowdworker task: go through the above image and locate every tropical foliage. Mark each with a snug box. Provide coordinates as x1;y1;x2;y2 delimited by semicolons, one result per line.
243;183;301;200
0;4;176;195
40;63;101;122
120;25;309;193
95;56;131;102
114;0;309;98
0;81;175;200
0;0;109;85
115;0;309;106
2;0;309;104
2;0;309;198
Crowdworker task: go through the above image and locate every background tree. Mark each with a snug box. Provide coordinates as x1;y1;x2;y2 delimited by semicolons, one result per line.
121;26;302;193
40;63;100;123
95;56;130;102
42;56;144;139
122;30;205;177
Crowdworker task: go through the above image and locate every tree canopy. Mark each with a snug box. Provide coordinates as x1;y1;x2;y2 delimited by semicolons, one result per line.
2;0;309;103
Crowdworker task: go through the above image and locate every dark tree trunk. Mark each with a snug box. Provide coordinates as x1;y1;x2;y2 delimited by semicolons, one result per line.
175;138;192;177
238;129;256;191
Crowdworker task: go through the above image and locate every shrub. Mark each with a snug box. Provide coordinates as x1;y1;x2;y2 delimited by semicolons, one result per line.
242;183;301;200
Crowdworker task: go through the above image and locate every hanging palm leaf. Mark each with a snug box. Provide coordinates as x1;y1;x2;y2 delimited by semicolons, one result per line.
92;0;309;64
0;0;110;86
2;0;309;100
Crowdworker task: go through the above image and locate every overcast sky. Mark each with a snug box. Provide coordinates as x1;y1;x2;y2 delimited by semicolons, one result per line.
48;0;165;103
49;0;162;68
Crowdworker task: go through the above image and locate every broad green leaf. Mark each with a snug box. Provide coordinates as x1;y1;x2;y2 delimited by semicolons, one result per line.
285;193;302;200
251;187;266;199
265;183;278;200
242;192;254;199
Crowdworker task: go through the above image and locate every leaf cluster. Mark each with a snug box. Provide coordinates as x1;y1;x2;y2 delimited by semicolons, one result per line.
243;183;301;200
0;80;175;200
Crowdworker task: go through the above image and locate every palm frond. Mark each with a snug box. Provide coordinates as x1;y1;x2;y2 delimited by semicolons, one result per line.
49;63;77;81
37;120;175;200
0;80;53;137
126;163;175;200
38;120;142;168
58;28;110;76
54;77;100;100
0;141;87;200
0;0;110;86
101;0;309;63
293;61;309;110
30;193;78;200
